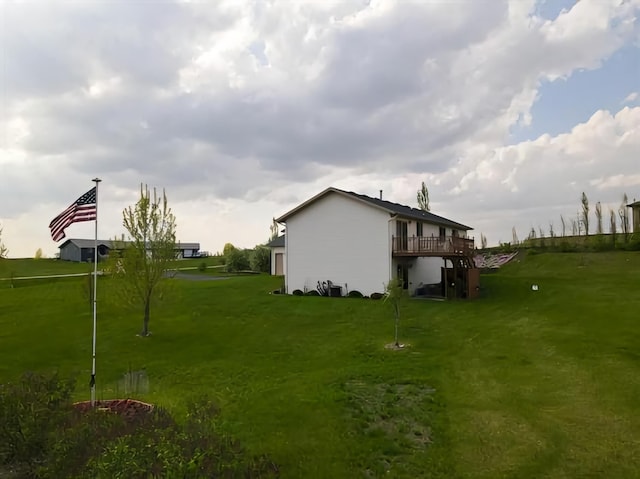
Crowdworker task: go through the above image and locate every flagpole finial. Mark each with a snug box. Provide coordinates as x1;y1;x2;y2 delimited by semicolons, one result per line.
93;178;102;183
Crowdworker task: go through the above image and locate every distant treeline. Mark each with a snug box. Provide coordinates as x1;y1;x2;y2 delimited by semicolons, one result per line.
480;192;640;253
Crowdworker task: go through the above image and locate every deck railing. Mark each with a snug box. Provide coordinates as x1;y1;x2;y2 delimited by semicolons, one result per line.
392;235;474;256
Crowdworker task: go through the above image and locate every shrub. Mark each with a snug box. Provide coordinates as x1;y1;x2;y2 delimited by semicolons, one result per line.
558;241;578;253
250;246;270;273
225;248;250;272
625;233;640;251
0;371;75;471
292;289;304;296
347;290;363;298
0;373;278;479
197;261;207;272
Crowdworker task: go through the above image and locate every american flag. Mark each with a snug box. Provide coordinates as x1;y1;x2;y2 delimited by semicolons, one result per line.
49;187;97;242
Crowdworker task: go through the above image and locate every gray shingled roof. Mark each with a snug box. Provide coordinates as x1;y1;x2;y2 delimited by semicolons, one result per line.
342;189;472;230
266;235;285;248
276;187;472;230
59;239;200;250
59;239;115;249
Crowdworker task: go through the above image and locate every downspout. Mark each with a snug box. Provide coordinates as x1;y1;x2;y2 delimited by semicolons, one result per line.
281;222;288;294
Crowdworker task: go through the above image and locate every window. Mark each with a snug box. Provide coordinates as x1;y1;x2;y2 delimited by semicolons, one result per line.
416;222;423;237
439;227;446;240
396;220;408;250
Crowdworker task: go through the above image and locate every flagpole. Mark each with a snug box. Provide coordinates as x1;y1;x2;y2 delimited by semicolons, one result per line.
91;178;101;406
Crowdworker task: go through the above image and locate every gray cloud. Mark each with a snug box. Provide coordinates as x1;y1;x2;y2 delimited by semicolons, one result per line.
1;0;639;256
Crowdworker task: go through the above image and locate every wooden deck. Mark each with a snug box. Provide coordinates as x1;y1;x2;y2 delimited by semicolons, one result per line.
392;236;474;257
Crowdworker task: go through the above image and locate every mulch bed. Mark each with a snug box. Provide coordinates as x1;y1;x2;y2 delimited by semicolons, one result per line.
73;399;154;421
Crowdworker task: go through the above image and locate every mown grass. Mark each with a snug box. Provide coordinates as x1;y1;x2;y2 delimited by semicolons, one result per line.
0;251;639;478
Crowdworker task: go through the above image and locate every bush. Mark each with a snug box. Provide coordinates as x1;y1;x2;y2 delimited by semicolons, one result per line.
0;371;75;471
0;373;278;479
197;261;207;272
347;290;363;298
250;246;270;273
292;289;304;296
558;241;578;253
225;248;250;272
625;233;640;251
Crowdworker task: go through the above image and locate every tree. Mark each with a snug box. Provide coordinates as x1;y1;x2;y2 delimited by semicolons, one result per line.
512;227;519;245
222;243;236;257
225;248;250;272
384;277;405;347
560;215;566;237
480;233;487;249
109;185;176;337
0;223;8;259
619;193;630;241
595;201;603;235
269;218;279;241
34;248;43;259
581;192;590;235
576;211;582;236
610;208;617;247
416;181;430;212
250;245;270;273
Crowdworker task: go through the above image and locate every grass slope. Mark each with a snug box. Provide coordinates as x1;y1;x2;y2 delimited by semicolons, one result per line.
1;251;639;478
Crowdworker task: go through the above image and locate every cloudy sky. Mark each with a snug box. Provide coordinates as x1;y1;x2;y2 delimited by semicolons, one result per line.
1;0;639;258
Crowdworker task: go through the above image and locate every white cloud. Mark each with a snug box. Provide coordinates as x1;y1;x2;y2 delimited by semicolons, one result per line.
0;0;639;256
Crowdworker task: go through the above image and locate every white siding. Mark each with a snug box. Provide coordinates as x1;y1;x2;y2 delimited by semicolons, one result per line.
270;246;285;275
285;192;391;296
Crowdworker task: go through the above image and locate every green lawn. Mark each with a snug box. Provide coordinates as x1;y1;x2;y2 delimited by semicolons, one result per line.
0;258;92;277
1;251;639;478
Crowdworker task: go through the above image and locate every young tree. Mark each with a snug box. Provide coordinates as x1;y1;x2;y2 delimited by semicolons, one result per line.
110;185;176;337
480;233;487;249
528;227;537;240
416;181;430;212
269;218;279;241
549;221;554;238
619;193;630;241
571;218;577;236
0;224;7;259
610;208;617;246
560;215;566;237
581;192;590;235
34;248;43;259
512;226;519;245
0;224;8;282
576;212;582;236
384;277;405;347
595;201;603;235
0;225;9;259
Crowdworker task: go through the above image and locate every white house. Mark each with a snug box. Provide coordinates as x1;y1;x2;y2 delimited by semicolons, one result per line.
275;187;479;299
